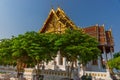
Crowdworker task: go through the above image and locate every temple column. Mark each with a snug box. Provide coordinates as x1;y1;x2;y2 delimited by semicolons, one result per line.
102;46;107;61
56;50;60;65
63;57;66;66
102;46;108;70
110;47;113;59
97;56;102;71
77;60;81;67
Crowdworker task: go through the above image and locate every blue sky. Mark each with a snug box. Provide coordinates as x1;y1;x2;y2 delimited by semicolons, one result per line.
0;0;120;52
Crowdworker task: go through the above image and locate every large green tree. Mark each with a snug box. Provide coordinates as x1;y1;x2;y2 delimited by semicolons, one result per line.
55;29;100;65
55;29;100;78
0;29;101;79
24;32;58;75
11;34;33;76
0;31;59;79
11;31;59;78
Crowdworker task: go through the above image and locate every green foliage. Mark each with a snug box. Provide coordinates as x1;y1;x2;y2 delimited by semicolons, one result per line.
114;52;120;58
0;39;13;65
55;29;100;65
0;29;100;68
108;52;120;70
43;33;60;62
0;31;59;67
108;56;120;70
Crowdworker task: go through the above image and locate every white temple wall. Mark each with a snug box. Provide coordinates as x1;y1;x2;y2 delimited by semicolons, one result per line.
102;53;107;61
107;53;113;60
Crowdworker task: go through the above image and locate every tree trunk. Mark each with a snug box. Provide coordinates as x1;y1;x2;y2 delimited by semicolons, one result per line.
17;62;24;79
17;62;20;78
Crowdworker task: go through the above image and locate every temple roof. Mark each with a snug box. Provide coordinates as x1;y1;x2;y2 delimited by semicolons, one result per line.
39;7;114;48
40;7;78;33
83;24;114;46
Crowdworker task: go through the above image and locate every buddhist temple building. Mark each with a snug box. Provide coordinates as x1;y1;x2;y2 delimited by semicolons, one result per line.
0;6;115;80
38;7;114;80
83;24;114;71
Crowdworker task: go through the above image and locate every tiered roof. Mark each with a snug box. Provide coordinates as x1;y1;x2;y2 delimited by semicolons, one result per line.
83;25;114;47
40;7;78;33
39;7;114;51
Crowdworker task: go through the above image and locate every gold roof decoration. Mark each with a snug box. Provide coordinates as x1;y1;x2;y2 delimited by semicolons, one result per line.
39;8;57;33
56;7;78;29
39;7;80;33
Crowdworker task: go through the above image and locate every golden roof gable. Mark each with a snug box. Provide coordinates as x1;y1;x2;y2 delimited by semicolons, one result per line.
40;7;78;33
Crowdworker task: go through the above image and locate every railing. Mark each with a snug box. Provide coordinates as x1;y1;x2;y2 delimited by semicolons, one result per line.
41;70;70;80
41;70;69;77
85;71;112;80
0;66;113;80
23;68;71;80
0;66;16;73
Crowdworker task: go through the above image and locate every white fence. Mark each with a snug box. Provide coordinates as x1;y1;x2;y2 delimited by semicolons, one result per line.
85;71;112;80
23;68;71;80
42;70;70;80
0;65;16;73
0;66;113;80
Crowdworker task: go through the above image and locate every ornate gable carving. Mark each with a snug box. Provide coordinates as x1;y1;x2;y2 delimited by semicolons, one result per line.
40;7;78;33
